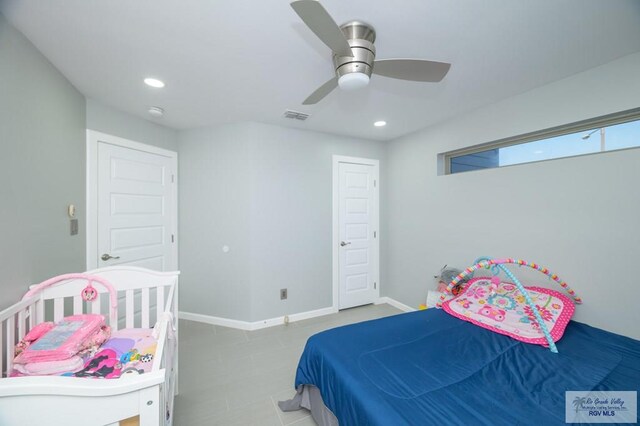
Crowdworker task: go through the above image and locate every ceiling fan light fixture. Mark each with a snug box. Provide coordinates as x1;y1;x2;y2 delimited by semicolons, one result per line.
290;0;451;104
338;73;369;91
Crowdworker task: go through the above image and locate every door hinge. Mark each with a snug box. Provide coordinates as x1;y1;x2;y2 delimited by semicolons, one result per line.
171;234;175;243
171;174;175;183
374;282;377;289
374;179;377;188
374;231;377;238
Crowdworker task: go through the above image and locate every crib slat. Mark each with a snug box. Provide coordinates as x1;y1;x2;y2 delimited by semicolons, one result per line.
110;304;118;330
54;298;64;322
35;299;44;325
73;296;83;315
141;287;150;328
157;286;165;320
6;316;15;374
17;311;26;341
91;298;101;315
126;290;134;328
27;305;35;331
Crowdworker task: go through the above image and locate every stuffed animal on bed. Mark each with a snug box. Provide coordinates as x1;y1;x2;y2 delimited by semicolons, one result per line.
435;265;469;296
425;266;468;309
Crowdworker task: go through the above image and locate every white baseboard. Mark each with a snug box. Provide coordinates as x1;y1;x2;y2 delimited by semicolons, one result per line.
180;298;415;331
178;311;254;330
179;306;338;331
375;296;416;312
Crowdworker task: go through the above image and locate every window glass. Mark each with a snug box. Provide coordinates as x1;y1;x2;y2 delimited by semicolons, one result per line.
448;116;640;174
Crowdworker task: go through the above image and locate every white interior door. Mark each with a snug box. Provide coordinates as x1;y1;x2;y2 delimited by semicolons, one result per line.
338;160;379;309
96;139;177;271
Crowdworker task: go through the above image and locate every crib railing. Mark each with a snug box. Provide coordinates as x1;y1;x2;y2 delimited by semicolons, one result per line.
0;297;39;378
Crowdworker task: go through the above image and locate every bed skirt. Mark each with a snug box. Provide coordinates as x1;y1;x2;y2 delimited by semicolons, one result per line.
279;385;338;426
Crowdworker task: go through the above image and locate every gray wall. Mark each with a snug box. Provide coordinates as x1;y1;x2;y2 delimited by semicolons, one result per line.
178;123;253;321
86;98;178;152
0;14;86;309
179;122;386;321
385;52;640;339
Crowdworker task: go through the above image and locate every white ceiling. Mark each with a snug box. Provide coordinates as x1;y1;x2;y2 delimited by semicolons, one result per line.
2;0;640;141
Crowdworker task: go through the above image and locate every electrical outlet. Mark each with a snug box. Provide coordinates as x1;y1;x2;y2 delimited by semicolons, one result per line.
280;288;287;300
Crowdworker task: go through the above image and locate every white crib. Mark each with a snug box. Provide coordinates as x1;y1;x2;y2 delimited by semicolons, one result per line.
0;266;179;426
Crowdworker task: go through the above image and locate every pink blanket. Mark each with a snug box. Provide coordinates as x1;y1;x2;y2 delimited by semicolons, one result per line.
14;314;107;364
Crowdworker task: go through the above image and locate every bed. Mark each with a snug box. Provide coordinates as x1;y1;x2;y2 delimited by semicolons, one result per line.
284;308;640;425
0;266;179;426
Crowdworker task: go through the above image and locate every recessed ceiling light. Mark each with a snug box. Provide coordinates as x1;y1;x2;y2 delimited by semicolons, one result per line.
374;120;387;127
144;78;165;88
533;150;544;154
148;106;164;117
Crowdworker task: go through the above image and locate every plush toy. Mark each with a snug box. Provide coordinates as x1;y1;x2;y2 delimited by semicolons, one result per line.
435;265;468;296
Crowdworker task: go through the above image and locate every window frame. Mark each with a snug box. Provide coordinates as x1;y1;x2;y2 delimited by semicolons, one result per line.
442;107;640;175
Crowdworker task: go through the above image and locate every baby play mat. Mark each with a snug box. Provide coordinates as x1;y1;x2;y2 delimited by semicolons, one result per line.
437;257;582;352
442;277;574;345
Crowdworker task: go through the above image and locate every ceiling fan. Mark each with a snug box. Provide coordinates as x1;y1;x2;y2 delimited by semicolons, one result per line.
290;0;452;105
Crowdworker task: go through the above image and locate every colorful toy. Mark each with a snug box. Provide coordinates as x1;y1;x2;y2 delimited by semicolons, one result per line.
120;349;139;364
139;353;154;363
436;257;582;353
81;283;99;302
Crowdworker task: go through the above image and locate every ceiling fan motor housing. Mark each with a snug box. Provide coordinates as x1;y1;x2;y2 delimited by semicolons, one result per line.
333;21;376;79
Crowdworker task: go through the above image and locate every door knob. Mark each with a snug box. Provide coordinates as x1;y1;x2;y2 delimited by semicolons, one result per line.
101;253;120;261
340;241;351;247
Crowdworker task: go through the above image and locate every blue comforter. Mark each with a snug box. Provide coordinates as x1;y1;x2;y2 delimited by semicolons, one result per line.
295;309;640;425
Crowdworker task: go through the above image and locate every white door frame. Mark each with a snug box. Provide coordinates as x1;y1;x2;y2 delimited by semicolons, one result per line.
86;130;178;271
332;155;380;310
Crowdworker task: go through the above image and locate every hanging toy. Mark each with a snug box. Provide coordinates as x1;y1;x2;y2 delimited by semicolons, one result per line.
81;281;99;302
23;273;119;324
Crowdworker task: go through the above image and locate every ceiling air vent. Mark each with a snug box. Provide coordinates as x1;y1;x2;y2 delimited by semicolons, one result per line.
283;110;310;121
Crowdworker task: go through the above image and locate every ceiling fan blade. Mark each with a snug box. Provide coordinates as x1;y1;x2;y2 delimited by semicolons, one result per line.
373;59;451;82
302;77;338;105
290;0;353;57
